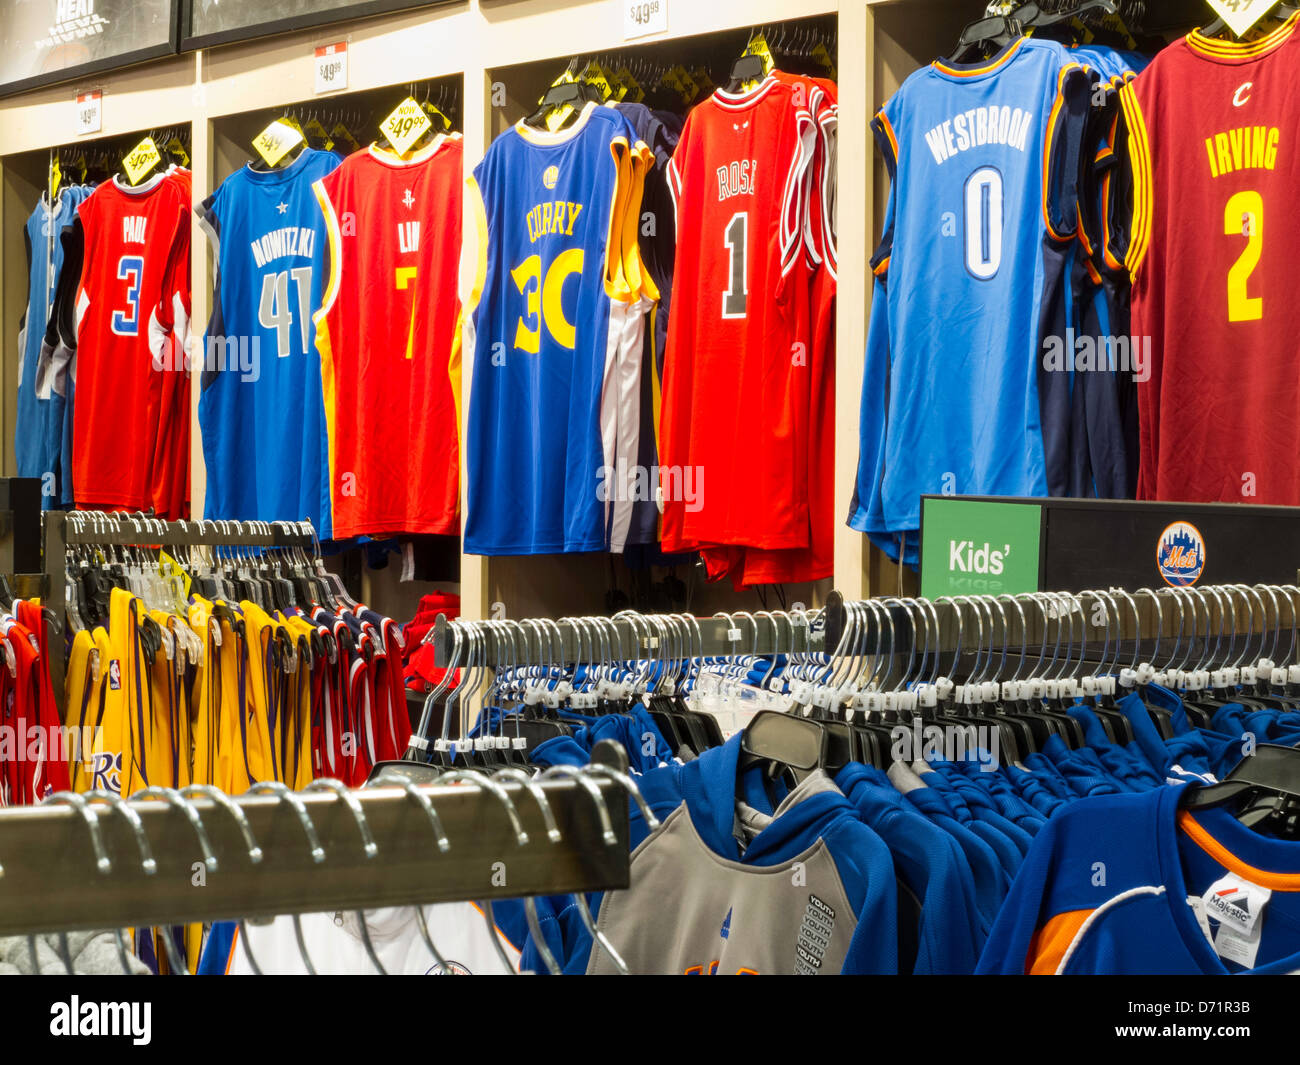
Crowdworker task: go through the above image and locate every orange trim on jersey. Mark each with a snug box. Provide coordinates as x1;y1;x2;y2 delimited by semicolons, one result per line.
1084;257;1102;285
1179;812;1300;890
874;111;899;167
932;36;1026;78
1025;908;1093;974
605;137;636;302
1119;83;1153;278
226;924;240;975
1187;12;1299;59
873;255;890;277
467;899;521;959
1041;65;1085;244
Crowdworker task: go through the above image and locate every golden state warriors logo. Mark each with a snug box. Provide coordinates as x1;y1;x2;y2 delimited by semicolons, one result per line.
1157;522;1206;588
542;165;559;190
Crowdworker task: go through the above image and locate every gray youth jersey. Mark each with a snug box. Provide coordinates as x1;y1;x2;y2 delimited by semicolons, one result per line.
588;773;858;974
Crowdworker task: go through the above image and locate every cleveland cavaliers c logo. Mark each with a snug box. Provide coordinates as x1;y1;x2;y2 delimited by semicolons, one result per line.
1233;82;1253;107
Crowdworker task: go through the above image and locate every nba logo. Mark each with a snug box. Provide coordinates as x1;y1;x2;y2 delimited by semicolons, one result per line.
1157;522;1206;588
108;659;121;690
542;165;559;190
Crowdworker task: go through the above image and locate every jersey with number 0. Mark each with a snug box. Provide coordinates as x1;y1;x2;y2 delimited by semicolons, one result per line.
848;39;1090;549
660;76;820;555
1120;16;1300;504
313;137;462;539
463;104;651;555
198;149;339;538
70;173;190;513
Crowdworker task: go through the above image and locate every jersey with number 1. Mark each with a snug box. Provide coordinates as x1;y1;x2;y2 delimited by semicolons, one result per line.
198;149;338;536
313;137;462;539
70;173;190;513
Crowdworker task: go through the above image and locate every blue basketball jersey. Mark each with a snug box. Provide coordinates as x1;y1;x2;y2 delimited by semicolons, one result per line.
198;148;339;538
849;39;1091;547
17;186;88;496
463;103;652;555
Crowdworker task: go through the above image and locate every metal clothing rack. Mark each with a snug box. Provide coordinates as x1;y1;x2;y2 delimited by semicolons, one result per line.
43;511;318;714
0;743;632;937
431;600;839;670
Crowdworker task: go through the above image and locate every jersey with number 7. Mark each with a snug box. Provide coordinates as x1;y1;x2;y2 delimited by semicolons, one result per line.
1119;15;1300;504
312;136;463;538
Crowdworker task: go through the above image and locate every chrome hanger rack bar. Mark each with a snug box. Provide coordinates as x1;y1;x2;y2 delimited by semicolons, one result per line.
431;601;836;669
43;511;318;716
0;743;631;936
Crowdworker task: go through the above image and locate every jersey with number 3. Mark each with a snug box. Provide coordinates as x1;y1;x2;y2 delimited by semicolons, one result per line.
70;173;190;513
313;137;462;538
198;148;339;538
849;39;1090;544
1119;15;1300;504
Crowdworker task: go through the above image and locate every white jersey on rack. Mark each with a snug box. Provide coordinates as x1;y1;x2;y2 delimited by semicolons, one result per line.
226;904;521;975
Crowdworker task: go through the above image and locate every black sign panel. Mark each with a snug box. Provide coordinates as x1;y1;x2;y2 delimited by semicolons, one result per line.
182;0;451;51
930;496;1300;594
0;0;178;99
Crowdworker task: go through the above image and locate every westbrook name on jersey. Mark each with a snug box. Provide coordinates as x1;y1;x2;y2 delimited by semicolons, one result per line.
849;38;1092;558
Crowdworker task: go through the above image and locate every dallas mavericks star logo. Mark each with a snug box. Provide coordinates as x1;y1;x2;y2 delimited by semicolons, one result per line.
1157;522;1206;588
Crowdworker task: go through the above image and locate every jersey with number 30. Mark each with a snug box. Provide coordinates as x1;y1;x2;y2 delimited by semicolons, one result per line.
198;148;339;538
313;137;462;539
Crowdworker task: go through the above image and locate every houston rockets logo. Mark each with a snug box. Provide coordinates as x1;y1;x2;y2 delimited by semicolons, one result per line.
1157;522;1206;588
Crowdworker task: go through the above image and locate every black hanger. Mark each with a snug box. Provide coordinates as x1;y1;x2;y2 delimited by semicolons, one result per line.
1183;745;1300;836
523;77;602;130
736;710;846;805
945;15;1024;65
1202;2;1298;39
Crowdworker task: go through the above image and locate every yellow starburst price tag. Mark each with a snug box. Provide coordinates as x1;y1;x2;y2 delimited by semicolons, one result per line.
1205;0;1284;38
381;96;432;156
252;119;304;168
122;137;161;185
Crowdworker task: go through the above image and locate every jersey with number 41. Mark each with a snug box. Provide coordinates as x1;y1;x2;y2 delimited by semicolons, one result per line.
313;137;463;539
198;148;339;538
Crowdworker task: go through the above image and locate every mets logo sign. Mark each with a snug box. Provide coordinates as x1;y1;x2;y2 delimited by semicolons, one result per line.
1157;521;1205;587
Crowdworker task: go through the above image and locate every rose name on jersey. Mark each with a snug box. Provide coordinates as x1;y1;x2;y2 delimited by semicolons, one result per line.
250;226;318;268
1204;125;1280;178
525;201;584;243
717;159;759;201
122;216;148;243
923;106;1032;165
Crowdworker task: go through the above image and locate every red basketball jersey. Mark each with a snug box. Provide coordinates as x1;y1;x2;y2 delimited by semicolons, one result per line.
71;173;190;513
1121;16;1300;504
661;76;819;555
313;137;462;539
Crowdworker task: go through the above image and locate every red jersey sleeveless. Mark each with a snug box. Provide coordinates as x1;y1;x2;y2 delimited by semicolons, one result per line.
312;136;462;538
1121;16;1300;504
661;76;819;554
72;173;190;513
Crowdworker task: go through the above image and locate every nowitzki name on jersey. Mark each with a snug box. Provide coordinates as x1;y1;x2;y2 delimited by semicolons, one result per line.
250;226;317;268
923;106;1033;164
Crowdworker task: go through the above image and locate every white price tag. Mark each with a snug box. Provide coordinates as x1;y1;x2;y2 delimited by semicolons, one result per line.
623;0;667;40
314;41;348;94
76;90;102;136
1204;0;1283;39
